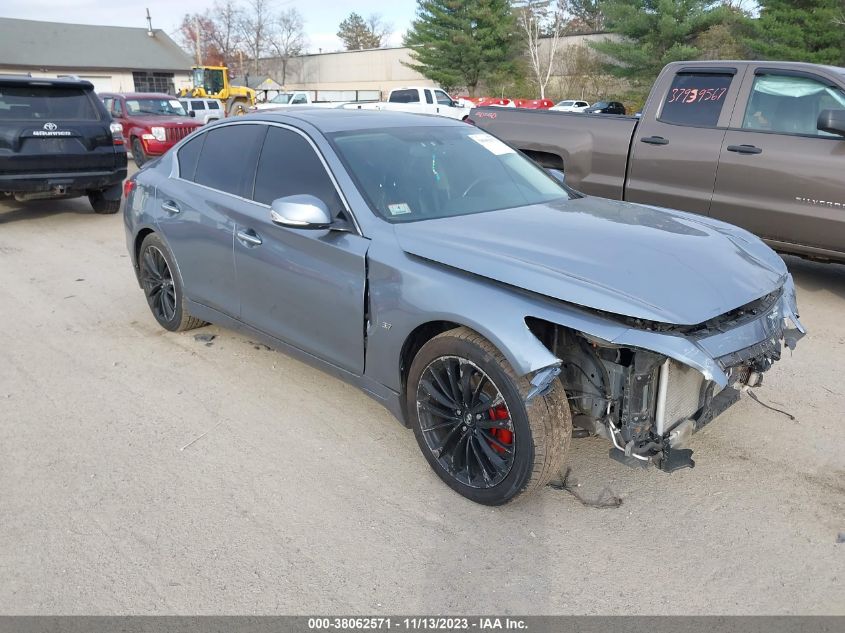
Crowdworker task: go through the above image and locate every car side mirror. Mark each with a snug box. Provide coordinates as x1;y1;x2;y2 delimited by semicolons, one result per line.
188;111;196;117
545;168;565;184
270;195;333;229
817;109;845;137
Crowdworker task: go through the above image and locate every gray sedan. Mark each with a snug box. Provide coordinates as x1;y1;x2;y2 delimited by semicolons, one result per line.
123;110;804;505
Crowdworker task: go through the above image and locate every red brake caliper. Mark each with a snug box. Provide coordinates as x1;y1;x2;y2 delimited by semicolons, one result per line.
487;404;512;453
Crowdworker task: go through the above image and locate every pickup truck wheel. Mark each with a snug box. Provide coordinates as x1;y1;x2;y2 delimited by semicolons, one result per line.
407;327;571;505
88;190;120;214
138;233;206;332
131;138;147;168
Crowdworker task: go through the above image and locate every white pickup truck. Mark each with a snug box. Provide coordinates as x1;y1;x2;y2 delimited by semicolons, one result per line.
344;87;473;120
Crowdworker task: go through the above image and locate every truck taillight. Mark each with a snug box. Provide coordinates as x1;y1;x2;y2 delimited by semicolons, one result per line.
110;122;124;145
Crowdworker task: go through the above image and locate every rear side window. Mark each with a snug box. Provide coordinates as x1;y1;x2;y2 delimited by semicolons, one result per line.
389;89;419;104
0;85;100;121
190;100;205;110
659;72;733;127
424;90;434;104
177;133;205;181
253;126;344;215
194;124;265;196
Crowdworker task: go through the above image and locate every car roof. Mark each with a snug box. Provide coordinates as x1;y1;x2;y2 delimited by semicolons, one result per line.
100;92;176;99
0;75;94;89
236;108;466;133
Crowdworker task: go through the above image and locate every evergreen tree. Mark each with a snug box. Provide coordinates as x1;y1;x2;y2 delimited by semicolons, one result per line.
591;1;738;84
750;0;844;66
403;0;521;95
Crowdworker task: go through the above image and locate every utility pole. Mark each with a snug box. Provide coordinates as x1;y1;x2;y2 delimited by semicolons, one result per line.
194;15;202;65
145;8;154;37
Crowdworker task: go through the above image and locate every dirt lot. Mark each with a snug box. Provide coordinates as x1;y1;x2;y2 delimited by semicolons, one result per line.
1;171;843;615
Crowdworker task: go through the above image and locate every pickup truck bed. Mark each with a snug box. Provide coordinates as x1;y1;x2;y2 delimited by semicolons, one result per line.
471;60;845;262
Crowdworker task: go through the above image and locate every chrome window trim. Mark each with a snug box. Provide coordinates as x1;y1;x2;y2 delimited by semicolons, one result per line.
172;119;364;236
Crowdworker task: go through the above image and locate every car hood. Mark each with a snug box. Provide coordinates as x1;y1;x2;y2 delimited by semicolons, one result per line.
393;196;787;325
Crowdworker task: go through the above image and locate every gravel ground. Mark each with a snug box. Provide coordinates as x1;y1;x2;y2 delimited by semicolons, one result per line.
0;177;843;615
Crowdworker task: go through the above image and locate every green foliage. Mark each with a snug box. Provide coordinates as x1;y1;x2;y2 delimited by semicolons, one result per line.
750;0;845;66
403;0;522;94
337;12;384;50
591;1;740;84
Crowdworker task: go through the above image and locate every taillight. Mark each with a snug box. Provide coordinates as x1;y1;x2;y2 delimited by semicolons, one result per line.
123;178;136;199
110;122;124;145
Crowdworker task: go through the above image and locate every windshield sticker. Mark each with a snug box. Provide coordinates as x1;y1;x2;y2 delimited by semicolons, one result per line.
388;203;412;216
468;133;514;156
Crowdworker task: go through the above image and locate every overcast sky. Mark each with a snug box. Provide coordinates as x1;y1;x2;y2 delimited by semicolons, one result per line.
1;0;418;53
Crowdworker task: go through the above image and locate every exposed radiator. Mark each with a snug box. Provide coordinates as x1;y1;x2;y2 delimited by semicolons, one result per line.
655;360;705;435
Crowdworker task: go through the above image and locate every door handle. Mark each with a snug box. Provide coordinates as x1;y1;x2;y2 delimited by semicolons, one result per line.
640;136;669;145
727;144;762;155
161;200;181;214
236;229;262;247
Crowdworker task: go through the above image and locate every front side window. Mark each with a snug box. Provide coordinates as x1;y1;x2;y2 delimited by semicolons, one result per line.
253;127;344;214
742;73;845;137
659;72;733;127
435;90;453;106
329;125;572;223
194;124;264;196
207;101;220;110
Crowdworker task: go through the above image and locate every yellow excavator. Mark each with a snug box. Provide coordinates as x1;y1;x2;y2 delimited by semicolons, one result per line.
180;66;256;116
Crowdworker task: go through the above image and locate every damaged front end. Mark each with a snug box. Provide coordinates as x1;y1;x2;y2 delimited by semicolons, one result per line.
528;277;805;471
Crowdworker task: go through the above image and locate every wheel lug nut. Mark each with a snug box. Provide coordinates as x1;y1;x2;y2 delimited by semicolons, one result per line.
476;414;482;420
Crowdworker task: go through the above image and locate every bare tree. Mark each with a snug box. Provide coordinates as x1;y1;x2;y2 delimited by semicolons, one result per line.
240;0;272;73
268;7;306;85
207;0;243;68
366;14;392;47
516;0;569;99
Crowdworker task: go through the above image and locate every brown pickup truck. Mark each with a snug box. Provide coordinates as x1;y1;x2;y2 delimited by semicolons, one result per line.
469;60;845;262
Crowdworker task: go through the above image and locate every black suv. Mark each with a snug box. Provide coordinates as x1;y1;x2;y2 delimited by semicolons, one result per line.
0;76;127;213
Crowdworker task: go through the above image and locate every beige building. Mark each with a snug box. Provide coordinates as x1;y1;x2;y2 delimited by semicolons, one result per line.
256;46;436;101
257;32;623;101
0;17;193;95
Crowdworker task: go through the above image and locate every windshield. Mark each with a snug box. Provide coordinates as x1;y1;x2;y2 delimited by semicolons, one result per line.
125;98;187;116
592;101;609;109
329;126;572;223
557;101;575;107
271;93;294;104
193;68;225;95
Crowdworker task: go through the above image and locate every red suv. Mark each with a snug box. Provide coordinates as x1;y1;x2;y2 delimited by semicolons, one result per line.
100;92;202;167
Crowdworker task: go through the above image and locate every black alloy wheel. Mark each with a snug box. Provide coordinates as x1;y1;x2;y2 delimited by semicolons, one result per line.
141;245;176;324
416;356;515;488
407;327;571;505
137;233;206;332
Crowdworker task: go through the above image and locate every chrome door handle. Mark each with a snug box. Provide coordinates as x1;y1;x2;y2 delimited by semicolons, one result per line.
161;200;181;214
236;229;262;246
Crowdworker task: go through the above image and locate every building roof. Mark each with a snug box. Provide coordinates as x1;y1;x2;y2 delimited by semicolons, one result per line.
0;17;192;71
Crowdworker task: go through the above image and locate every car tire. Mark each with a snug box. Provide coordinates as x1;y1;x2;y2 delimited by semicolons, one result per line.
138;233;206;332
88;189;120;214
132;137;147;168
406;326;571;505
